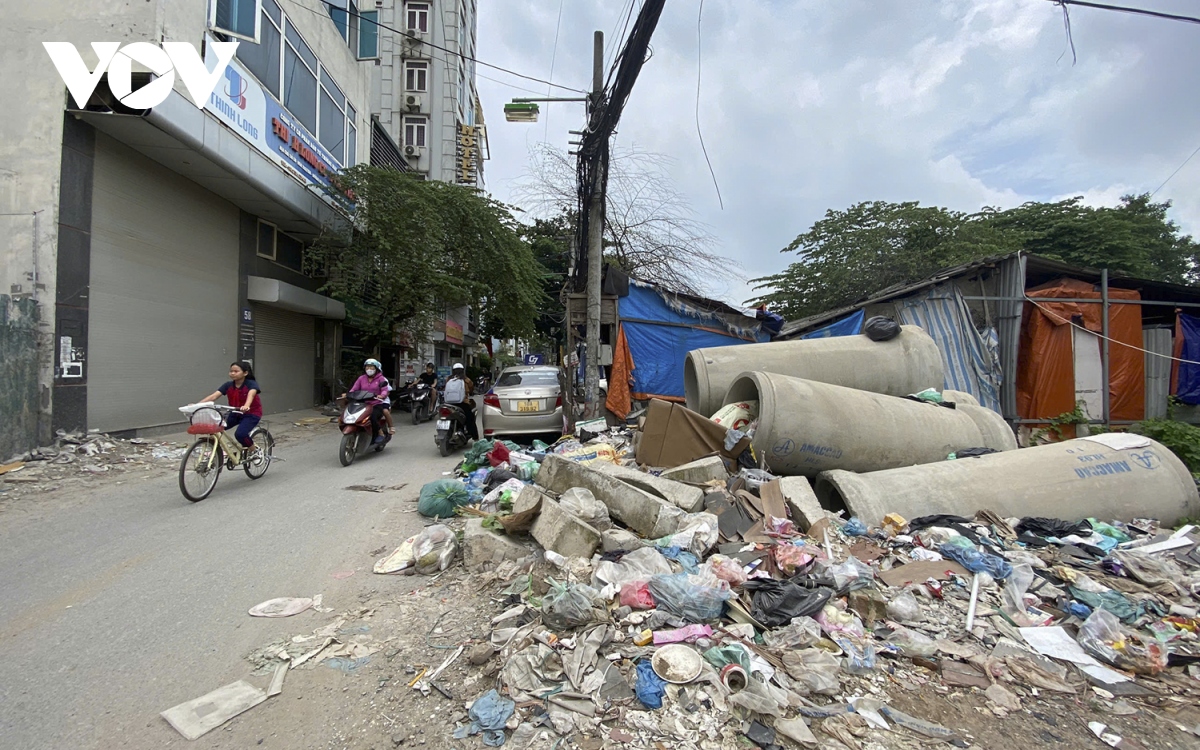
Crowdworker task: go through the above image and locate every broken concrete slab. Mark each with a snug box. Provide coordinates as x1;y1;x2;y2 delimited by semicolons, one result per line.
595;462;706;513
463;519;530;570
537;455;687;539
779;476;827;532
658;455;728;485
161;681;268;740
513;484;552;515
601;528;648;553
531;497;602;559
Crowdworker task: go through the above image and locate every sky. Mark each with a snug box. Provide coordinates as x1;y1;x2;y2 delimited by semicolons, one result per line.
474;1;1200;308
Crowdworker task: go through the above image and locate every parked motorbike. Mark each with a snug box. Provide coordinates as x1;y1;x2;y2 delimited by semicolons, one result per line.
392;378;417;414
338;390;391;466
411;382;436;425
434;402;472;457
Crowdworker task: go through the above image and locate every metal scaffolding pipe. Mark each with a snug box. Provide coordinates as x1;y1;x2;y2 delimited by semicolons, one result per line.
815;436;1200;527
684;326;944;417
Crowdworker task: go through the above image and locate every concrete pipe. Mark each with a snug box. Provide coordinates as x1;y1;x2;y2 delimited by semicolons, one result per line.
684;326;945;418
941;389;980;406
815;436;1200;527
724;372;1015;477
957;404;1018;452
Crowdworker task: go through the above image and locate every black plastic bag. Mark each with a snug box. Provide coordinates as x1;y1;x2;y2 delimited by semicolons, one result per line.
742;579;834;628
1015;517;1092;538
864;316;901;342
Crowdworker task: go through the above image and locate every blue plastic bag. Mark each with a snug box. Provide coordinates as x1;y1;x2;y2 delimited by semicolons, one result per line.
452;689;514;746
844;517;867;536
635;659;666;709
938;543;1013;580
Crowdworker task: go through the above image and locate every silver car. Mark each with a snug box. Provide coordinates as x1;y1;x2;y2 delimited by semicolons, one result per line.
481;366;563;438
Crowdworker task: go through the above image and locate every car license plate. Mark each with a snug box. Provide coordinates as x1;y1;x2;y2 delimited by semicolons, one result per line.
436;420;450;430
517;400;539;412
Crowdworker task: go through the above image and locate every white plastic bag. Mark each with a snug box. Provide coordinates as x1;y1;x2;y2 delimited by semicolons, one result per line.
559;487;612;531
412;524;458;575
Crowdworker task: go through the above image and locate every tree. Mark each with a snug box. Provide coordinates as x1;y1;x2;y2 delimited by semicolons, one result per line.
751;194;1200;321
512;142;735;295
520;215;573;354
306;166;546;352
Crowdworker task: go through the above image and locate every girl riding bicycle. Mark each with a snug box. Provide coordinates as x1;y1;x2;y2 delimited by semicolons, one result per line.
200;361;263;449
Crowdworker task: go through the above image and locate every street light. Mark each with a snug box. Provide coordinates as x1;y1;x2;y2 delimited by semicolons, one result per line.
503;102;540;123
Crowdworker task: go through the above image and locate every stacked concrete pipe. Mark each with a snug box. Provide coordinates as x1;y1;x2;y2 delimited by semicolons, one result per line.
684;325;945;418
723;372;1016;477
815;436;1200;527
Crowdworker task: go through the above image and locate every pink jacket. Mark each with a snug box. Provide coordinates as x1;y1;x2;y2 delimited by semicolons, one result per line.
350;373;390;402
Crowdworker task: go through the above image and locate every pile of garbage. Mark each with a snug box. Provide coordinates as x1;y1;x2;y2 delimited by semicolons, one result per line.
380;413;1200;749
0;429;190;493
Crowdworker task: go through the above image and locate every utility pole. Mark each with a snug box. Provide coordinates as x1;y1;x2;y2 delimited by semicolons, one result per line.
583;30;604;419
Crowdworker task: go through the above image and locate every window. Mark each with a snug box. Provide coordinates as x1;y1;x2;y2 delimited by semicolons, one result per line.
283;24;317;133
236;6;281;97
276;230;304;273
358;10;379;59
256;220;276;260
347;120;357;166
327;0;349;40
404;61;427;92
406;2;429;33
319;91;345;163
403;116;426;148
211;0;261;42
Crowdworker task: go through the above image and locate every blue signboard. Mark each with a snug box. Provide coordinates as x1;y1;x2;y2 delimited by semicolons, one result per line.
524;354;545;365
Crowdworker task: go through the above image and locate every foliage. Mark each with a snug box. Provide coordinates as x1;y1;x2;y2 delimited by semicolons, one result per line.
1132;417;1200;476
751;194;1200;320
1029;401;1097;443
512;143;736;295
521;216;573;351
307;166;547;351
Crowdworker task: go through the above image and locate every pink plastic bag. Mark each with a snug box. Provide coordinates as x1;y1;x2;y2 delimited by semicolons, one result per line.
710;556;748;586
773;544;814;577
619;581;656;610
652;624;712;644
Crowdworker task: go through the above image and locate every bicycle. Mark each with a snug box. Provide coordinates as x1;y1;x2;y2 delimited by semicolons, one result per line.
177;403;275;502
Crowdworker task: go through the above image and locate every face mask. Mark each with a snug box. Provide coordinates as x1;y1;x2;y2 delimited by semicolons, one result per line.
366;368;377;377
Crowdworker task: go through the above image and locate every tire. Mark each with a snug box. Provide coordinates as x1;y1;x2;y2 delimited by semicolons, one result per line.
437;431;451;457
339;433;359;466
412;403;421;425
243;428;274;479
179;439;222;502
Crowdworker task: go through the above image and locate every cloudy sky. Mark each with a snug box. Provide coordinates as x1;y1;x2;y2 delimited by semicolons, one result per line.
474;1;1200;307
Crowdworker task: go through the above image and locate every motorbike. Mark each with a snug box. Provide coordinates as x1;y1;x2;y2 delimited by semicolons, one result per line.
391;378;417;414
338;390;391;466
434;401;473;457
410;382;436;425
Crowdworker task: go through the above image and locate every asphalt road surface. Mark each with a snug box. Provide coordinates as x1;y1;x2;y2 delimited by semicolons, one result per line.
0;410;461;749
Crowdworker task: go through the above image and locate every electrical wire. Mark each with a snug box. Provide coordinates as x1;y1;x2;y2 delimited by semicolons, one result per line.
1025;296;1200;365
297;0;587;93
1151;143;1200;197
543;0;566;141
1048;0;1200;25
694;0;723;210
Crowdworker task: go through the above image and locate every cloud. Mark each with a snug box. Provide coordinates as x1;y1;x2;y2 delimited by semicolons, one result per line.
476;1;1200;305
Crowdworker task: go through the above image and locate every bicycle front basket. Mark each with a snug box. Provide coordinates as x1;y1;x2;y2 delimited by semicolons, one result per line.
187;407;225;435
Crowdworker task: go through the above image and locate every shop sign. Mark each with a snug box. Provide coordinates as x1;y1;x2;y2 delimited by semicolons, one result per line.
445;319;464;345
456;123;478;184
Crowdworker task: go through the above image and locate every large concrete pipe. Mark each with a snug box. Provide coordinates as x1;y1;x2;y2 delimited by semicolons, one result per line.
684;326;944;417
941;389;980;406
957;404;1018;452
815;436;1200;527
724;372;1015;477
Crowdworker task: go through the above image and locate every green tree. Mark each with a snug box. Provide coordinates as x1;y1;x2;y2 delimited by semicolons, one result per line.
751;194;1199;320
521;215;573;353
307;166;546;351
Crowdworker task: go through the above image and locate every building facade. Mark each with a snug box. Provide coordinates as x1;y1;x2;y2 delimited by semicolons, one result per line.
0;0;387;453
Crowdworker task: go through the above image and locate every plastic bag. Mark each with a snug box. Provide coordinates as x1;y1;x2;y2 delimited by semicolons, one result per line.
703;642;752;672
593;547;673;597
451;689;514;747
864;315;901;342
709;555;749;586
884;623;936;657
710;401;759;431
556;443;617;465
619;581;656;610
1078;607;1167;675
781;648;841;696
843;517;867;536
412;524;458;575
838;637;877;675
743;579;834;628
939;542;1013;580
828;557;875;592
815;604;865;639
1002;563;1035;614
763;616;822;651
655;513;720;556
480;478;525;514
465;468;490;502
417;479;471;518
542;579;605;630
635;659;667;709
773;543;815;577
558;487;612;531
727;676;787;717
910;388;944;403
647;573;731;622
736;468;775;491
886;590;922;622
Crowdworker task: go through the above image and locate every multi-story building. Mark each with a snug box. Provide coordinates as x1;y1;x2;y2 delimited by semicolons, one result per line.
0;0;397;454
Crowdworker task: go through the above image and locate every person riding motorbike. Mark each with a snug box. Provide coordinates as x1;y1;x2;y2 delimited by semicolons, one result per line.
343;359;392;442
442;363;478;441
418;362;438;388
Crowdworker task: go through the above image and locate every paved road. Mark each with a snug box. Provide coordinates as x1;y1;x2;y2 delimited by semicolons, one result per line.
0;410;460;750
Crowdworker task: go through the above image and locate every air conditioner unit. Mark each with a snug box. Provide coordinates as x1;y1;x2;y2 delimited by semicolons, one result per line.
405;94;422;110
404;145;422;157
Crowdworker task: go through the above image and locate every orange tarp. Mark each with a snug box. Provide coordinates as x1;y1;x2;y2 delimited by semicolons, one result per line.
605;324;636;420
1017;278;1144;433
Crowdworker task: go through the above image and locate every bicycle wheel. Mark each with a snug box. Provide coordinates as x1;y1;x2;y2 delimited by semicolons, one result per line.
243;428;274;479
339;433;359;466
179;439;222;502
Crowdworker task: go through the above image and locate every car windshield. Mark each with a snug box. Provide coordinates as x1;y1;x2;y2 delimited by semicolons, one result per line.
496;370;558;387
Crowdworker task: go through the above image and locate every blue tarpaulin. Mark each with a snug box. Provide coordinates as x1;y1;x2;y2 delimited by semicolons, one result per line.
1175;313;1200;405
801;310;865;339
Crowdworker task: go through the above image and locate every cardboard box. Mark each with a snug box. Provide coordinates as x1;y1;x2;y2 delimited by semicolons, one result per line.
635;399;750;468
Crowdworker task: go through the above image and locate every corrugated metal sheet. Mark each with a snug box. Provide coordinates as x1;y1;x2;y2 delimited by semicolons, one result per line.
1144;327;1173;419
997;254;1026;419
896;286;1003;413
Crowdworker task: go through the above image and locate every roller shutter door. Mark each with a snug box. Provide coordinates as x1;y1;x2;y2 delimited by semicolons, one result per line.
89;135;239;432
252;304;316;413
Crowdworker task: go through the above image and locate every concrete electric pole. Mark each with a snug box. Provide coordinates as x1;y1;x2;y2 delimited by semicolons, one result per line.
583;30;604;419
